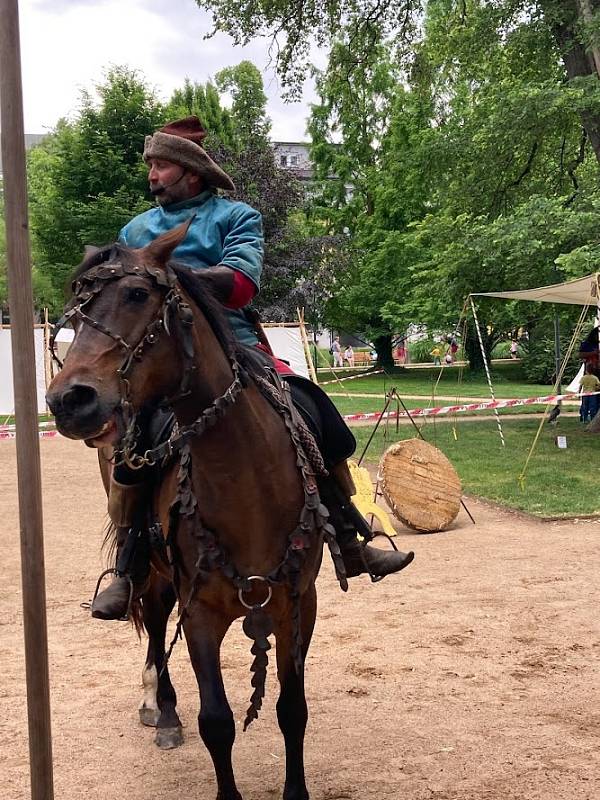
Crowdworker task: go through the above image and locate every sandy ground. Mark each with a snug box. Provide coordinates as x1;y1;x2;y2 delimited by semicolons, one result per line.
1;437;599;800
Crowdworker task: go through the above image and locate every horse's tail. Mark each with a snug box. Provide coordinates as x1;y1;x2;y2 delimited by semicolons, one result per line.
101;517;145;638
101;516;118;563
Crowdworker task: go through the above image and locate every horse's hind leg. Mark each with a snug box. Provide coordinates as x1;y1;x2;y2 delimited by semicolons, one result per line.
140;572;183;750
184;606;242;800
275;584;317;800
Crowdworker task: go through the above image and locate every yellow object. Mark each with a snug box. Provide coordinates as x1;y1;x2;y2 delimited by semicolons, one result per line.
347;459;397;537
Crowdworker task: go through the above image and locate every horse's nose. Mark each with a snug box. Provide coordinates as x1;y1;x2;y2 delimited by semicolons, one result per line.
47;383;100;418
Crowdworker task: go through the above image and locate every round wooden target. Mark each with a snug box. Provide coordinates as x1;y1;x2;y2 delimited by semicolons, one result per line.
379;438;462;532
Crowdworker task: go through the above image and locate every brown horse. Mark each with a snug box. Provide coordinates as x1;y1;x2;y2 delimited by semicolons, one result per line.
46;224;344;800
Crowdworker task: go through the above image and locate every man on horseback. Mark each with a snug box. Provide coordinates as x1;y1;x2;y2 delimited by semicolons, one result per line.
92;116;413;620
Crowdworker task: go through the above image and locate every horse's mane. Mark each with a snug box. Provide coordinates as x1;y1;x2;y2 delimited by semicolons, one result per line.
70;243;260;377
170;261;247;366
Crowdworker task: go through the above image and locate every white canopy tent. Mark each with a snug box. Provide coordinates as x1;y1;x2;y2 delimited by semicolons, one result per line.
471;273;600;393
473;273;600;306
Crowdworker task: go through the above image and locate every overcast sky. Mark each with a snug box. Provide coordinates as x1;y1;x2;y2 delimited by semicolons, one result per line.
15;0;324;141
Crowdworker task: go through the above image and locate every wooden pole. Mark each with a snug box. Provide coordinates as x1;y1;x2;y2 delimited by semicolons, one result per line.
297;307;318;383
0;2;54;799
43;308;52;392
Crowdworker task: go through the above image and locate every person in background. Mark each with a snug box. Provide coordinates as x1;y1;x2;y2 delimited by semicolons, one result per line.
344;345;355;367
430;345;441;366
578;327;600;377
395;340;406;365
331;335;343;368
510;339;519;359
579;363;600;423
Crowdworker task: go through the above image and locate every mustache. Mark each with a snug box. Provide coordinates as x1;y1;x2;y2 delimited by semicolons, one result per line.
149;168;186;197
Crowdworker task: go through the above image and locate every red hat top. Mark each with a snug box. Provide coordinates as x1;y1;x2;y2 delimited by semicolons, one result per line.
158;116;208;147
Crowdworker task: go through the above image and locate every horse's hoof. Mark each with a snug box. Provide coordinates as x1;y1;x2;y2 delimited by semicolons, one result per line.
154;725;184;749
139;705;160;727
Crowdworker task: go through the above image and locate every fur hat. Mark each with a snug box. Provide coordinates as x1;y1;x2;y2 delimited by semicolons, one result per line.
143;116;235;192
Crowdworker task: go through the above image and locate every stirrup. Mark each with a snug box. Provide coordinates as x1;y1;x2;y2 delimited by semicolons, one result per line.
363;532;399;583
91;568;134;622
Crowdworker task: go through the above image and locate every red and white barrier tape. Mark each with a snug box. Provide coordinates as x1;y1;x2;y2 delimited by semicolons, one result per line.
342;391;600;422
2;390;597;438
0;420;55;432
0;429;60;441
319;369;383;386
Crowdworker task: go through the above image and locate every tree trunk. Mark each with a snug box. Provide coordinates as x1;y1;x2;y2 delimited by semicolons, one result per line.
464;324;495;371
373;333;394;369
543;0;600;165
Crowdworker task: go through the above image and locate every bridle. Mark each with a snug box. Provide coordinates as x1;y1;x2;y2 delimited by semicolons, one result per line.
50;255;246;468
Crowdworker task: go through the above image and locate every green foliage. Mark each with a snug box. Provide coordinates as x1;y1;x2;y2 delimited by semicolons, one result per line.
27;67;163;313
196;0;420;95
521;324;582;384
195;0;600;378
408;337;439;364
165;78;236;148
215;61;271;148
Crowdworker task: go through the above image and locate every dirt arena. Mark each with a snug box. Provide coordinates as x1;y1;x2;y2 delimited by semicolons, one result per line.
1;437;599;800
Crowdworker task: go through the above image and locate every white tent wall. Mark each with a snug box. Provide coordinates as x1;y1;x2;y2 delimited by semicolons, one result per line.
263;325;309;378
0;328;47;414
0;325;310;414
54;326;310;377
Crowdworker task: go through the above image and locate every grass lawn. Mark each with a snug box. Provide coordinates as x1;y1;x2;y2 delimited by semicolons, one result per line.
1;413;54;426
351;417;599;517
320;361;554;399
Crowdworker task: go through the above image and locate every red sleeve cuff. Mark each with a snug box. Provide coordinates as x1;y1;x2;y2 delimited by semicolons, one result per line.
224;270;257;309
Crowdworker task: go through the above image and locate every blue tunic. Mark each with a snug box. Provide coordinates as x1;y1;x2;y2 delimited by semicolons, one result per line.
119;190;263;346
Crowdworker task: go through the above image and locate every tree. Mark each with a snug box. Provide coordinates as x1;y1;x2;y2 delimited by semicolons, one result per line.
27;66;163;313
215;61;271;149
196;0;418;96
164;78;236;148
196;1;600;167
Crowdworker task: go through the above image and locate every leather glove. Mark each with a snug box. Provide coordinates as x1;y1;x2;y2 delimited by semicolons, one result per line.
201;265;234;303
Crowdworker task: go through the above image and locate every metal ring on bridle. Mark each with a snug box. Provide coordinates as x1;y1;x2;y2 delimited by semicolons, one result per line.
237;575;273;610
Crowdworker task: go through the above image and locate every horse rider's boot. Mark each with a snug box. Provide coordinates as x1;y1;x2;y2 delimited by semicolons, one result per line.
91;478;150;620
327;461;414;580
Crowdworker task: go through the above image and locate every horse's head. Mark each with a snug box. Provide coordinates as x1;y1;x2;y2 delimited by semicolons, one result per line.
46;223;195;448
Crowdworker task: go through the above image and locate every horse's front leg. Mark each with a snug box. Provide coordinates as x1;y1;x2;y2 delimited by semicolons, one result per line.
140;571;183;749
183;603;242;800
274;583;317;800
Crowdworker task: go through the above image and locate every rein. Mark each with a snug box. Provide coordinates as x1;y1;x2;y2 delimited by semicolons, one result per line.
54;256;347;729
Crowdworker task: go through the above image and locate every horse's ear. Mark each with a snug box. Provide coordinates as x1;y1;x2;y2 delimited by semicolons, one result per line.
143;218;194;265
83;245;101;260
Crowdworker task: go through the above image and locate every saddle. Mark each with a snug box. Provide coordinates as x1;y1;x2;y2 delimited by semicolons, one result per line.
239;345;356;467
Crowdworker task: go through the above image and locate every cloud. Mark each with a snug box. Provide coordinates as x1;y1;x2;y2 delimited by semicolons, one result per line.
17;0;323;141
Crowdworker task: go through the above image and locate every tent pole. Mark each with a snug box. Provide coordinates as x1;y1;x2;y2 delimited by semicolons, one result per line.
553;313;561;395
469;297;506;447
0;2;54;798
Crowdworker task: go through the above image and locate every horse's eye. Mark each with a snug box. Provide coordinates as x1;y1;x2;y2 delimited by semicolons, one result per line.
126;287;149;304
